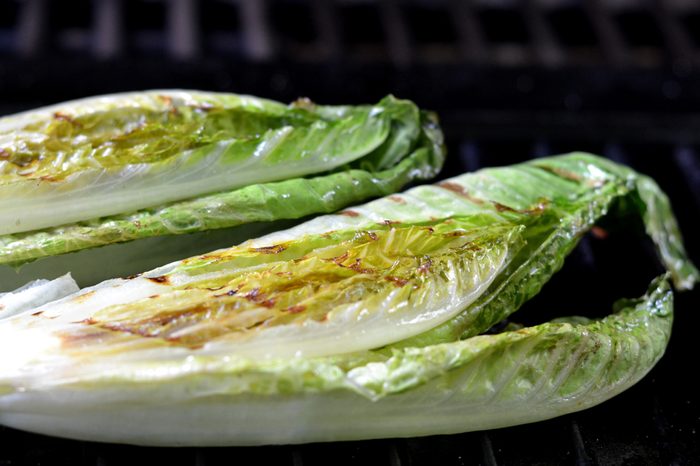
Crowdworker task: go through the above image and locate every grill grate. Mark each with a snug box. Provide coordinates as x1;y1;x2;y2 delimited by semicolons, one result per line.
1;0;700;67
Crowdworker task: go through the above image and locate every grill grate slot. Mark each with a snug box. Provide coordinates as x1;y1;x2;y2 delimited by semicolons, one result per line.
48;0;93;55
681;10;700;48
124;0;168;56
479;6;532;66
615;9;665;48
339;2;387;61
270;2;316;45
404;3;460;63
0;0;19;55
200;0;242;57
547;6;598;48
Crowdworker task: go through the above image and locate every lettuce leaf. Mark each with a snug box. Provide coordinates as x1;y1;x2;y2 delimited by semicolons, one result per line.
0;91;444;288
0;154;694;446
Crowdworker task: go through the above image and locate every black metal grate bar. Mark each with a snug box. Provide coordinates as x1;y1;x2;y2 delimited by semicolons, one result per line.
16;0;47;57
570;420;595;466
387;443;401;466
240;0;275;61
449;0;487;63
292;448;304;466
380;0;411;67
522;0;565;66
652;0;695;64
480;433;498;466
312;0;341;61
93;0;124;59
583;0;630;66
167;0;200;60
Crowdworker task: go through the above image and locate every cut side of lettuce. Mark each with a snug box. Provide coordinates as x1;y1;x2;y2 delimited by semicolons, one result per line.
0;91;444;289
0;275;673;446
0;153;695;446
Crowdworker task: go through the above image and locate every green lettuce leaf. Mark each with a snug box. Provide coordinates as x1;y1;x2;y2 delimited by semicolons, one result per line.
0;275;676;445
0;91;444;288
0;154;694;446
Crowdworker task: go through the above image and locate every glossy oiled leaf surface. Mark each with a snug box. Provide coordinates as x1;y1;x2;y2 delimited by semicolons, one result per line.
1;93;303;177
0;154;695;446
0;91;443;263
56;219;519;359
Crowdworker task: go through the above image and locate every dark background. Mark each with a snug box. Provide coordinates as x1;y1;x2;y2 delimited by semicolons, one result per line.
0;1;699;465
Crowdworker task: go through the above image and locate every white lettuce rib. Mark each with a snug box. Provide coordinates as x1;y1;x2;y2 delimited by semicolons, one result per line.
0;233;513;374
0;90;392;235
0;127;378;235
0;274;79;320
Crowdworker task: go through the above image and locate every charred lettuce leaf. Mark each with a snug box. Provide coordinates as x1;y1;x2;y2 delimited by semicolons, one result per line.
0;91;444;289
0;154;695;445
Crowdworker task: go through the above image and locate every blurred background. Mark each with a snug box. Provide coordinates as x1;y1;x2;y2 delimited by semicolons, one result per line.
0;1;699;465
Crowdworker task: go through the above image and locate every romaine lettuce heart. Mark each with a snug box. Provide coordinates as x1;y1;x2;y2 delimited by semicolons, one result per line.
0;91;444;289
0;153;695;446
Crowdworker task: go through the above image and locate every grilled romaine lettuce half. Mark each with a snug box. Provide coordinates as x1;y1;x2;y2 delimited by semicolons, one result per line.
0;91;444;290
0;153;695;446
